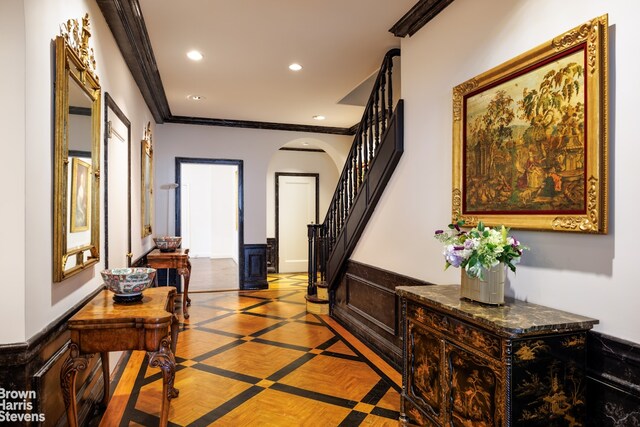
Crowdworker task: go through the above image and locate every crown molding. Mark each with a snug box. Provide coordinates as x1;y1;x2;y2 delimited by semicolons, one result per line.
167;116;354;135
279;147;325;153
390;0;455;37
96;0;171;123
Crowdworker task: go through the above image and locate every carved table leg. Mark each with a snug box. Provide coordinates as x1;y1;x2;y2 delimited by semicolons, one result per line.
179;265;191;319
100;352;110;407
170;314;179;356
186;257;191;306
60;343;91;427
148;336;179;427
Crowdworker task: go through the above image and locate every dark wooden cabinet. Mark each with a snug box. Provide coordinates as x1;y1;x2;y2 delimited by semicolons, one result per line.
397;285;598;426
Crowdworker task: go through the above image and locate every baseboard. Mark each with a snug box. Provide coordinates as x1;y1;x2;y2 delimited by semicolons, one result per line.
586;331;640;425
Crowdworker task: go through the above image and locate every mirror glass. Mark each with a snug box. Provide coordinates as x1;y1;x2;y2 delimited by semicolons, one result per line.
53;15;101;281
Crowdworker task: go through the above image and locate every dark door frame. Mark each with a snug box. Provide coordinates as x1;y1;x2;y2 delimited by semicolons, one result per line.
175;157;245;287
103;92;132;269
275;172;319;273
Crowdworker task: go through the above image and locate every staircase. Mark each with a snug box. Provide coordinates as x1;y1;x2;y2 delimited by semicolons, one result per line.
306;49;404;313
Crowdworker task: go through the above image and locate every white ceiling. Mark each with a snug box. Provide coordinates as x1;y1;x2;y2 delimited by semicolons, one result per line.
138;0;415;129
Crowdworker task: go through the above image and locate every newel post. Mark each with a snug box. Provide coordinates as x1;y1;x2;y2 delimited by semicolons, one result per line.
307;224;317;296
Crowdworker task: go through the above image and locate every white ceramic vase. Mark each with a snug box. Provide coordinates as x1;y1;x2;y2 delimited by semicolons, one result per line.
460;262;506;305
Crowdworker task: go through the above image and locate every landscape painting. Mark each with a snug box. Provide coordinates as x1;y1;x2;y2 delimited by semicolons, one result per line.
451;14;608;233
464;49;585;214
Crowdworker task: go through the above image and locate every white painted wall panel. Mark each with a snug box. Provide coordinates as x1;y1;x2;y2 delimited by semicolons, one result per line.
0;0;26;343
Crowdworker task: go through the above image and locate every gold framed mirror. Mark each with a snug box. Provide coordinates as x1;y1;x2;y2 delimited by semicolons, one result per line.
141;122;153;237
53;14;101;282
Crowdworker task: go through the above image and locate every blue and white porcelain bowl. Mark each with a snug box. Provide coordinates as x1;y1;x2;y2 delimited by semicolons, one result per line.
101;268;156;302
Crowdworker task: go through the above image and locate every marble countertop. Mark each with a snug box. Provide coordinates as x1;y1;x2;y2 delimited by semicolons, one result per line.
397;285;598;337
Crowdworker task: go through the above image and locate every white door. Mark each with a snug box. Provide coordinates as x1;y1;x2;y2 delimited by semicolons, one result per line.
278;175;317;273
107;109;129;268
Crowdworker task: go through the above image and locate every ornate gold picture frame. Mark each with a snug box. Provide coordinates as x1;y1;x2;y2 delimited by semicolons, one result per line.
53;14;101;281
452;14;608;233
141;122;154;237
70;157;91;232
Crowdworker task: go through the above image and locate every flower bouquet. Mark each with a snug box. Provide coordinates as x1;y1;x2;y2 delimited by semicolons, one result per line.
434;220;527;280
434;221;528;305
434;221;527;304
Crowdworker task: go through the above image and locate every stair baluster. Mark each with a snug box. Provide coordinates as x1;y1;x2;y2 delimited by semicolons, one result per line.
306;49;401;311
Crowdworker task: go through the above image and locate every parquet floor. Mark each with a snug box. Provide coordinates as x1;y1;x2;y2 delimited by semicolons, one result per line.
99;274;401;426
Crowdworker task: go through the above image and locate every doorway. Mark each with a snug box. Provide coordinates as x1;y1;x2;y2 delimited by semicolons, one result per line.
176;157;243;290
276;173;319;273
104;93;131;269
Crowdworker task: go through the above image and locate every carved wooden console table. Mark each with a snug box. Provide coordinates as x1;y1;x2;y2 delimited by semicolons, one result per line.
397;285;598;426
147;248;192;319
60;287;179;427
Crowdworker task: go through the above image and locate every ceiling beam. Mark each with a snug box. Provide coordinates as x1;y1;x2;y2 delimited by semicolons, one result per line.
389;0;455;37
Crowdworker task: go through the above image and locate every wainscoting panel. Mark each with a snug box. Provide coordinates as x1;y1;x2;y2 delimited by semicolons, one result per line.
0;287;105;426
587;331;640;425
242;244;268;290
331;260;431;369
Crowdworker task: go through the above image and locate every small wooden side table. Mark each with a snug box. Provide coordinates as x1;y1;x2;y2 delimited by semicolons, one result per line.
60;287;179;427
147;248;192;319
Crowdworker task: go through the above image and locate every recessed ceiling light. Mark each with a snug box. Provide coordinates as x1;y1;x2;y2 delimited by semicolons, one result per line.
302;142;309;146
289;63;303;71
313;115;325;121
187;50;203;61
187;95;205;101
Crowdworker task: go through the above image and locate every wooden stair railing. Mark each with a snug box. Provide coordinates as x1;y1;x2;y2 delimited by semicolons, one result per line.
307;49;404;303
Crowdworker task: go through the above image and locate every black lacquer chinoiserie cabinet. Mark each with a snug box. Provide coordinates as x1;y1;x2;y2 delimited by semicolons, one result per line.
397;285;598;426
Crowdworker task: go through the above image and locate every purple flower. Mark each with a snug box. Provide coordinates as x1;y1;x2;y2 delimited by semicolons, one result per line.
435;230;444;235
445;252;464;268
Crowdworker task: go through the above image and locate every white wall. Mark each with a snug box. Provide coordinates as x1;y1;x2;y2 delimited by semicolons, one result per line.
352;0;640;344
0;0;26;343
14;0;155;341
154;124;351;245
266;150;341;238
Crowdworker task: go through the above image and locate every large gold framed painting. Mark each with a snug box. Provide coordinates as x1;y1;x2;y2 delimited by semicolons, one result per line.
452;15;608;233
